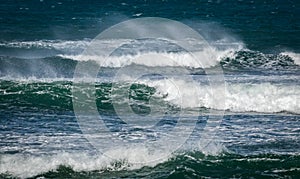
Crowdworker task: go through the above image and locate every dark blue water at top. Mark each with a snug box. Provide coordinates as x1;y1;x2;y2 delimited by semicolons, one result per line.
0;0;299;51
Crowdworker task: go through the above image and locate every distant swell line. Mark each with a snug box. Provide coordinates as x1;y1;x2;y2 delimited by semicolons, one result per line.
0;39;299;68
0;50;299;80
0;39;91;50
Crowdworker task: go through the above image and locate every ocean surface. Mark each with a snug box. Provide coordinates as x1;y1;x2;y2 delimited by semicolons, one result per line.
0;0;300;178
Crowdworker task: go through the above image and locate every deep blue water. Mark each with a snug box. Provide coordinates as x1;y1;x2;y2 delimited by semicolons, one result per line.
1;0;299;50
0;0;299;178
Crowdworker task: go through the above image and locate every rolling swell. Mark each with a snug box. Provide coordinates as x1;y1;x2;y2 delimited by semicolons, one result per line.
0;81;161;114
0;49;299;79
0;79;298;114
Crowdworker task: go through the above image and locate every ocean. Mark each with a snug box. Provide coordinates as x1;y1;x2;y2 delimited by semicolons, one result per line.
0;0;299;178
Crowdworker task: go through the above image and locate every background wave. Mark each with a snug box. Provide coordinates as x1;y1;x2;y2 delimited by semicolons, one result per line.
0;49;299;79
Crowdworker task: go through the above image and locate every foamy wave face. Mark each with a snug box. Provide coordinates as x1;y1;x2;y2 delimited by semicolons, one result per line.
0;142;227;178
61;47;238;68
281;51;300;66
59;36;243;68
138;78;299;114
60;46;300;70
224;83;299;113
0;149;167;178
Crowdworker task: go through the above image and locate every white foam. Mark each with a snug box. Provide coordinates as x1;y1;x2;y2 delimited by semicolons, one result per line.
224;83;299;113
61;47;237;68
58;36;243;68
0;142;228;179
281;51;300;65
142;79;299;113
0;147;170;178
